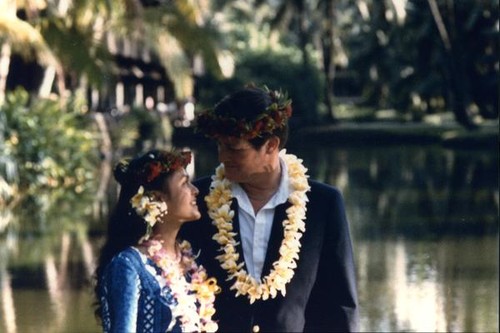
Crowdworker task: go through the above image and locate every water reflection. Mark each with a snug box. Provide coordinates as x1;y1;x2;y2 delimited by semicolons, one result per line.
0;144;498;332
0;230;100;333
293;145;499;236
356;236;498;332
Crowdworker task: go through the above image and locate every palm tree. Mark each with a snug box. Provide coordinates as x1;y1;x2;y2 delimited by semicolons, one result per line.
254;0;346;123
425;0;498;128
0;0;59;104
0;0;117;103
0;0;222;104
142;0;222;99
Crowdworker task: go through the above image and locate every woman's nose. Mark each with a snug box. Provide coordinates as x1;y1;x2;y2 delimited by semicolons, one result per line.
192;184;199;195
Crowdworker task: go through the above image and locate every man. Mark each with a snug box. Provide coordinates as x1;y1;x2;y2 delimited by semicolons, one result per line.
180;86;359;332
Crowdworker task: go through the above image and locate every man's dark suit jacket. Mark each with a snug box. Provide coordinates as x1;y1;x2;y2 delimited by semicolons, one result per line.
180;177;359;332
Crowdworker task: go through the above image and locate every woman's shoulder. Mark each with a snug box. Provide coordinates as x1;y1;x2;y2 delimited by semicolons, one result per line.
106;247;145;272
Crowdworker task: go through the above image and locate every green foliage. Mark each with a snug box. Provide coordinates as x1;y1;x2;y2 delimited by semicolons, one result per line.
196;48;325;126
344;0;498;125
0;88;99;220
112;107;166;152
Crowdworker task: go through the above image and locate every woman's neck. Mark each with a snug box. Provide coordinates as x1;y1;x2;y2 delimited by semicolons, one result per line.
152;224;180;257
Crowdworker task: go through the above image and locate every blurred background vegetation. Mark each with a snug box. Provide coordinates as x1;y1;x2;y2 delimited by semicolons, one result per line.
0;0;498;232
0;2;498;332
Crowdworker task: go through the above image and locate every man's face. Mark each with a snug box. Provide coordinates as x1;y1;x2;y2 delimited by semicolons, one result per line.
216;137;269;183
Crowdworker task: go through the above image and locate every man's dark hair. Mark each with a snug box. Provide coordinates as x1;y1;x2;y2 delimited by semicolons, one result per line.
213;87;289;149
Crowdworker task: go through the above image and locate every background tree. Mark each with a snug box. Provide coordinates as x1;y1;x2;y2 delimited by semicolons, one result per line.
344;0;498;128
0;0;222;102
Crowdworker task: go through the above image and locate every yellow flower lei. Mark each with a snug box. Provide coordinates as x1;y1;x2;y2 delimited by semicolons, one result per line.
205;150;310;304
143;239;220;332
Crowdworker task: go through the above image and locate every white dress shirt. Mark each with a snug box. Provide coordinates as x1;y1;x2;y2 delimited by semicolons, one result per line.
231;158;291;280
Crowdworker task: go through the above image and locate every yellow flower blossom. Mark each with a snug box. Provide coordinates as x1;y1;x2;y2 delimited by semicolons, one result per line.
130;186;168;241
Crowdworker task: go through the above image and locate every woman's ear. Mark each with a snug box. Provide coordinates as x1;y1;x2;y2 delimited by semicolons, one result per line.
150;190;168;203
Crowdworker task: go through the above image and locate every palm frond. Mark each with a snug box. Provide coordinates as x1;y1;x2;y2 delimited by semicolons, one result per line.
0;14;57;66
39;16;114;88
155;32;193;99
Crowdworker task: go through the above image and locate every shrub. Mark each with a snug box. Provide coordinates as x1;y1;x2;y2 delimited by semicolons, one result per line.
0;88;99;231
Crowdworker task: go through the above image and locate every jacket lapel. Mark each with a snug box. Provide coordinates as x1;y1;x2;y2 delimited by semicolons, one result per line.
261;202;292;277
230;198;248;272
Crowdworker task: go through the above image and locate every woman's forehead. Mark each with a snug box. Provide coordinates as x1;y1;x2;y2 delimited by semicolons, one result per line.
173;168;188;178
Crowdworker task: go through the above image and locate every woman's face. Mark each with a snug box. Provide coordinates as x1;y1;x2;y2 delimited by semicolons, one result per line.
162;169;200;224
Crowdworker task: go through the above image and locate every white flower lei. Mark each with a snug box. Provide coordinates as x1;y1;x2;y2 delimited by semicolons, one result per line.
205;150;310;304
143;239;220;332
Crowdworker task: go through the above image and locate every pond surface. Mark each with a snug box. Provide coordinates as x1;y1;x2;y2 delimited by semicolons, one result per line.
1;143;498;332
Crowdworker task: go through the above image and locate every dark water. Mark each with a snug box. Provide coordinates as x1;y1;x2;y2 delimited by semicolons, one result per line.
1;144;498;332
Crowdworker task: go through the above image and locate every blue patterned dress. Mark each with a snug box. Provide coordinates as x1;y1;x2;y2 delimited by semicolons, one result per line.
99;247;181;333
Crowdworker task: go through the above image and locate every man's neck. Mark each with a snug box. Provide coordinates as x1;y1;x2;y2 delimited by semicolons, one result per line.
241;158;282;213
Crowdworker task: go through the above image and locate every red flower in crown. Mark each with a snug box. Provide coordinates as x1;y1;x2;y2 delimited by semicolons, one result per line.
147;162;163;182
254;120;264;132
138;151;192;184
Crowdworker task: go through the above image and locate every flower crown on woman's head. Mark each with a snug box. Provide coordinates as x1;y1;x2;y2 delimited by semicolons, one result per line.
116;150;192;186
195;86;292;140
114;150;192;242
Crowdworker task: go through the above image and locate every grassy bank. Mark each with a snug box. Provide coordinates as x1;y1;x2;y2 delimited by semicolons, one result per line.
292;120;498;149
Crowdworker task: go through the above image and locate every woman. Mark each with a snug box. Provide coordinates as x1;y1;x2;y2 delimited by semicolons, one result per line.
93;149;219;332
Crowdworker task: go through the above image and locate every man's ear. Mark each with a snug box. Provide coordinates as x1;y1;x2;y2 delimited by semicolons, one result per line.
265;136;280;154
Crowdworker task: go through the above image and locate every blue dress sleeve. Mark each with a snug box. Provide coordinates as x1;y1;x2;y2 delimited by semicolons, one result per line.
105;255;141;333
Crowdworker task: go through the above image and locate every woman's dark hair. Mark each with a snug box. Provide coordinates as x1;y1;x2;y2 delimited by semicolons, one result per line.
92;149;187;321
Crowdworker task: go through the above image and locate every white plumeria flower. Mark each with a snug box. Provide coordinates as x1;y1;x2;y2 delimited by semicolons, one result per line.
130;186;168;241
205;152;310;303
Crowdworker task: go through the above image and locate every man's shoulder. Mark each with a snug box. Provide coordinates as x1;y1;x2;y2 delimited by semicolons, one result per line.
308;179;342;197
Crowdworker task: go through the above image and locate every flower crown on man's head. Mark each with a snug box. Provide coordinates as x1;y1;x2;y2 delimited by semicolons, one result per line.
116;150;192;186
195;86;292;140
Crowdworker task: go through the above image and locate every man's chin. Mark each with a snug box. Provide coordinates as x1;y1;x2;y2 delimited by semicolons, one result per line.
223;169;239;182
225;176;238;182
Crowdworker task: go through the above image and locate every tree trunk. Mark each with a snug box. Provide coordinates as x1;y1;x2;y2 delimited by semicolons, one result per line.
93;112;113;221
38;63;67;104
321;0;338;123
427;0;476;129
297;1;309;67
0;43;11;106
38;65;56;98
0;0;15;106
0;263;17;333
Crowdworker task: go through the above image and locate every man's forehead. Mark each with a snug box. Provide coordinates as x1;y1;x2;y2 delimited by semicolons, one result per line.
217;136;249;146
